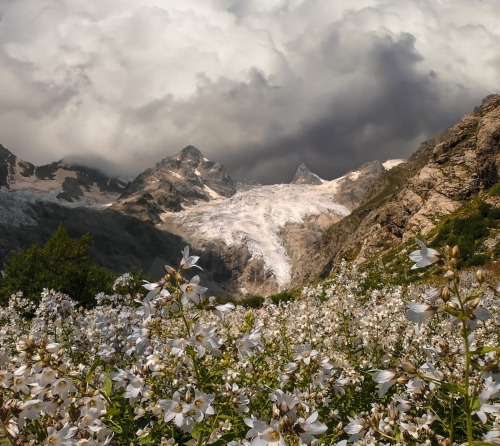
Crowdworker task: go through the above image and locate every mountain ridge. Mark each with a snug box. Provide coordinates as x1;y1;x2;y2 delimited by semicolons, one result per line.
298;93;500;285
0;142;394;296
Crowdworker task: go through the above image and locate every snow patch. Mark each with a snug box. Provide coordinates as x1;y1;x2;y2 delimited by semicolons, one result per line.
195;169;201;176
383;159;405;170
170;171;184;179
203;185;224;200
347;170;361;180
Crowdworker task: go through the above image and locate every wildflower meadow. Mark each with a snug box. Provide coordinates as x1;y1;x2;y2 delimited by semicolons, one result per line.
2;241;500;445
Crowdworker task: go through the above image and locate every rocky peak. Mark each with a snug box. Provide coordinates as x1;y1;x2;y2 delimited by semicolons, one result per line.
115;146;236;220
291;163;323;185
177;145;203;162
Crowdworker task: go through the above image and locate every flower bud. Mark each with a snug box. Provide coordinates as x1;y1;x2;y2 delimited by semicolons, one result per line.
477;269;485;284
444;245;452;257
469;297;481;310
443;269;455;280
438;339;450;355
441;286;451;302
399;361;418;375
396;375;409;384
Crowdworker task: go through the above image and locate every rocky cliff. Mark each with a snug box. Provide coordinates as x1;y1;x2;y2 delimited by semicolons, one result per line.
300;94;500;282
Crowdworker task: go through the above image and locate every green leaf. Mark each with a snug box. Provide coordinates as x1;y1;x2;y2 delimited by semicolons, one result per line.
441;381;466;394
86;357;101;384
102;374;113;397
474;346;500;355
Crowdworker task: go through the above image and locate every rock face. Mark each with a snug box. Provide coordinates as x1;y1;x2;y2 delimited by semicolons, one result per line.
333;160;387;209
291;163;323;185
114;146;236;221
301;94;500;281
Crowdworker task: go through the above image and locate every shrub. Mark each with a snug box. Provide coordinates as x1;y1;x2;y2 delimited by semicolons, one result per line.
431;200;500;266
0;226;115;307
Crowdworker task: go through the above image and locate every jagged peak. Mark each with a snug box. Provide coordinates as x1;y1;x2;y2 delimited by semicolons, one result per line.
178;145;203;161
291;163;323;185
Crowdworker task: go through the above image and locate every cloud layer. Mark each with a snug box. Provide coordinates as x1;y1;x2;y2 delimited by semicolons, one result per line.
0;0;498;183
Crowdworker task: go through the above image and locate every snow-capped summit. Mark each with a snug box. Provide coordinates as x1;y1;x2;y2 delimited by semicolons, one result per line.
0;144;127;206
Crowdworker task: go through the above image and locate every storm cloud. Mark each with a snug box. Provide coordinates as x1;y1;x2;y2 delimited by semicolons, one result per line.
0;0;498;183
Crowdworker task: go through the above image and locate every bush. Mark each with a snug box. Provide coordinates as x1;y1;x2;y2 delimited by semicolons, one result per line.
431;200;500;266
0;226;115;307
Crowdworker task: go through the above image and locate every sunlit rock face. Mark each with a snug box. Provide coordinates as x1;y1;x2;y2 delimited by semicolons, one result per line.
302;94;500;283
291;163;323;185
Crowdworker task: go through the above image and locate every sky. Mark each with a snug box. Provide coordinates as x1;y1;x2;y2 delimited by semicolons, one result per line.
0;0;498;184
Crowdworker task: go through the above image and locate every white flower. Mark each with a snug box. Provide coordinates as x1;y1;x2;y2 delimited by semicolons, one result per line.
409;238;440;269
159;392;192;430
187;324;220;358
294;344;318;365
296;411;328;445
180;276;208;305
484;430;500;445
344;415;368;441
244;419;286;446
236;328;263;358
44;422;78;446
0;369;12;388
51;377;77;400
406;301;437;333
269;389;300;416
180;246;202;270
207;302;235;321
372;369;400;397
192;388;215;421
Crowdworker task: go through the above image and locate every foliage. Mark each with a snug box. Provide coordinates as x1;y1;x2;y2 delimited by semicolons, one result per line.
0;226;115;307
269;288;301;305
431;200;500;267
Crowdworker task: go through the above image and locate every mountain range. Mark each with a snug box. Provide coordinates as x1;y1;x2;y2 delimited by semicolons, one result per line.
1;93;499;297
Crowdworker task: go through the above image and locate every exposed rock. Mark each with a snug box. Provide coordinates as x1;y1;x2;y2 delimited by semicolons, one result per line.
301;94;500;282
334;161;386;209
114;145;236;221
291;163;323;185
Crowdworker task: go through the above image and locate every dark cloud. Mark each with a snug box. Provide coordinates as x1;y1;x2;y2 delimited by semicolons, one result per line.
0;1;497;184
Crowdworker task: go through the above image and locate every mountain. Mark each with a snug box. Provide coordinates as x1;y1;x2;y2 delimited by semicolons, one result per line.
114;145;236;221
0;143;391;296
291;163;323;185
157;159;392;295
0;144;128;205
299;94;500;284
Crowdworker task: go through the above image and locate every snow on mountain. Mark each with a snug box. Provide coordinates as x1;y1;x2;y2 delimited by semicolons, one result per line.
161;180;349;289
382;159;406;170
